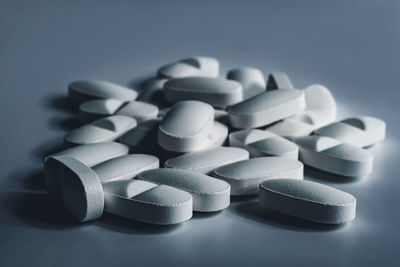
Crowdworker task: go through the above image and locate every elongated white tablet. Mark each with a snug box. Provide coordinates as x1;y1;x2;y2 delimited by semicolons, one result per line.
118;119;160;152
137;79;169;107
201;121;228;150
228;89;305;128
227;67;266;99
293;135;373;176
158;101;214;152
92;154;159;183
212;157;303;195
314;116;386;148
48;142;128;167
164;77;243;108
259;179;356;224
266;72;293;90
64;115;137;145
158;56;219;79
114;101;159;122
165;147;249;174
102;179;193;225
137;168;230;212
68;80;138;104
44;156;104;222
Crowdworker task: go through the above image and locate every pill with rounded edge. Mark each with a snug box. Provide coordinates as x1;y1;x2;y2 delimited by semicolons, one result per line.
137;79;169;107
118;119;160;152
227;67;266;99
266;72;293;90
158;56;219;79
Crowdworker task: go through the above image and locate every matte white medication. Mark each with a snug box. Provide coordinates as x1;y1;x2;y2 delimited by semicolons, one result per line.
137;79;169;107
266;72;293;90
158;56;219;79
118;119;160;152
227;67;266;99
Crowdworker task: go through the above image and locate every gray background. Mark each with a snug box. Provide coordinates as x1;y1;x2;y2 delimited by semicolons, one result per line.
1;0;399;266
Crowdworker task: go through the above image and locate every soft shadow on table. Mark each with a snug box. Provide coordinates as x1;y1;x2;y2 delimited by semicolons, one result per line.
304;166;363;184
41;94;78;115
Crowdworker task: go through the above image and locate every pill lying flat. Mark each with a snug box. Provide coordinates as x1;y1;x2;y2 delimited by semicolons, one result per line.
114;101;159;122
164;77;243;108
212;157;303;195
48;142;128;167
266;72;293;90
228;89;305;128
68;80;138;104
137;168;230;212
158;56;219;79
227;67;266;99
92;154;159;183
293;135;373;176
64;115;137;145
158;101;214;152
259;179;356;224
137;79;169;107
44;156;104;222
165;147;249;174
314;116;386;148
118;119;160;152
103;180;193;225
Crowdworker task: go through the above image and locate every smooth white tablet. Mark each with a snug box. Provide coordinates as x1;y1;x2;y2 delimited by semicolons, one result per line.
137;79;169;107
164;77;243;108
314;116;386;148
165;147;249;174
64;115;137;145
48;142;129;167
137;168;230;212
227;67;266;99
201;121;228;150
259;179;356;224
68;80;138;104
92;154;159;183
44;156;104;222
114;101;159;123
212;157;303;195
158;56;219;79
158;101;214;152
293;135;373;176
228;89;306;128
102;179;193;225
266;72;293;90
118;119;160;152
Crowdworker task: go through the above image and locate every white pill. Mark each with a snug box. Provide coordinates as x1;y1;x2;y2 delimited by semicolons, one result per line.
259;179;356;224
164;146;249;174
228;89;305;129
229;129;299;159
158;56;219;79
314;116;386;148
212;157;303;195
136;79;169;107
164;77;243;108
118;119;160;152
214;109;229;124
158;101;214;152
227;67;266;99
103;179;193;225
137;168;230;212
201;121;229;150
114;101;159;122
92;154;159;183
293;135;373;176
68;80;138;104
48;142;128;167
266;72;293;90
64;115;137;145
44;156;104;222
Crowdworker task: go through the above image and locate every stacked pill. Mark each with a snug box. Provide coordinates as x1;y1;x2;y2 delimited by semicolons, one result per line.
44;56;386;225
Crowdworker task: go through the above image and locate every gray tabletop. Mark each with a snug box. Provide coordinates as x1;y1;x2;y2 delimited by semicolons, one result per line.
1;0;399;266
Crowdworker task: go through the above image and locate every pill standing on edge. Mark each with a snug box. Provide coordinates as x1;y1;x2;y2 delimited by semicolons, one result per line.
157;56;219;79
266;72;294;90
227;67;266;99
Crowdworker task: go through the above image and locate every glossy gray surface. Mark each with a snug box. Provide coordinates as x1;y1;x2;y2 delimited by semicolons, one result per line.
0;0;399;266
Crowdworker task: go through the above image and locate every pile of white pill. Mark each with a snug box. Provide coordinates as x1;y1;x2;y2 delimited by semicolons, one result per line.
44;56;386;225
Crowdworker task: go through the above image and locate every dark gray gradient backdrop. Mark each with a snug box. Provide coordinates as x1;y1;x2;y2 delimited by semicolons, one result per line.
0;0;399;266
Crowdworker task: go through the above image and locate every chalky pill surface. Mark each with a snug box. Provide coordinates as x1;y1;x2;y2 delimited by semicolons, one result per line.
158;56;219;79
164;77;243;108
114;101;159;123
64;115;137;145
68;80;138;104
92;154;159;183
48;142;129;167
79;99;124;123
228;89;305;128
314;116;386;148
294;135;373;177
259;179;356;224
102;179;193;225
213;157;303;195
164;146;249;174
266;72;293;90
137;168;231;212
227;67;266;99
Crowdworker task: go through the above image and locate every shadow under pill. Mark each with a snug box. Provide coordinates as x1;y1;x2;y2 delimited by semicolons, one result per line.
128;75;157;92
192;210;223;219
304;166;363;184
29;136;72;163
41;94;78;115
46;116;82;132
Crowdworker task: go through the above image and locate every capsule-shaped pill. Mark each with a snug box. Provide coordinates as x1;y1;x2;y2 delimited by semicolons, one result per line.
158;56;219;79
227;67;266;99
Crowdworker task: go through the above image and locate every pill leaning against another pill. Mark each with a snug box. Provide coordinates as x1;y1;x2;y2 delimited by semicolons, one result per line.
136;79;169;107
227;67;266;99
157;56;219;79
266;72;294;90
118;119;160;152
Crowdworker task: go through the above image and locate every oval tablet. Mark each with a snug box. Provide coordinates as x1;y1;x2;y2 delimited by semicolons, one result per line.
266;72;294;90
212;157;303;195
64;115;137;145
118;119;160;152
137;168;230;212
228;89;305;128
114;101;159;123
227;67;266;99
137;79;169;107
259;179;356;224
158;56;219;79
165;146;249;174
164;77;243;108
68;80;138;104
